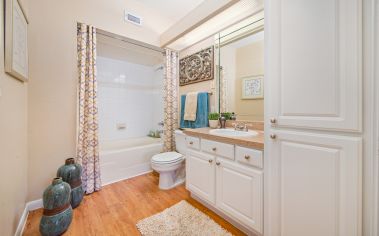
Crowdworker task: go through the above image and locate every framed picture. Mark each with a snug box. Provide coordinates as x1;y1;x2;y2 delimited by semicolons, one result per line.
241;75;264;99
5;0;29;82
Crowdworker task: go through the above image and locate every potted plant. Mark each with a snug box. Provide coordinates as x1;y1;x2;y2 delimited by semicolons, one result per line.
208;113;220;128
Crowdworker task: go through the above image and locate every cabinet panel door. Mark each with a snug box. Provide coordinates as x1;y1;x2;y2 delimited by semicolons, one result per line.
267;0;362;131
186;150;216;204
265;130;362;236
216;159;263;233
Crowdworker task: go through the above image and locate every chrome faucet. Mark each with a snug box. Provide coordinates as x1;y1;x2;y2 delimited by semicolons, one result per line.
234;123;248;132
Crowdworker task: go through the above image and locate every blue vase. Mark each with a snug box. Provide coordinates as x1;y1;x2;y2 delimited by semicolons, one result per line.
57;158;84;208
40;177;73;236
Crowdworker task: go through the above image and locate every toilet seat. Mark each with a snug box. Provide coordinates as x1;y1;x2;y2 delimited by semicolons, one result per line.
151;152;183;165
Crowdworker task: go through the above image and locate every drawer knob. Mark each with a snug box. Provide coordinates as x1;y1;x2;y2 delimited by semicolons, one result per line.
212;147;217;151
244;155;250;160
270;118;277;124
208;159;213;163
270;134;277;139
189;141;193;145
216;161;220;166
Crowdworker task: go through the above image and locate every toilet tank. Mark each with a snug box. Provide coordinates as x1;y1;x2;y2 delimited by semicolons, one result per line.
174;130;187;154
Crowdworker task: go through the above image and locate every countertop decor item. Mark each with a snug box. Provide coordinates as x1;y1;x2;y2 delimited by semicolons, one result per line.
57;158;84;208
179;47;214;86
40;177;73;236
208;113;220;129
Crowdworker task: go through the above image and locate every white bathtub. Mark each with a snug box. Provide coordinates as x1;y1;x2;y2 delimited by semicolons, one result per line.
100;136;163;185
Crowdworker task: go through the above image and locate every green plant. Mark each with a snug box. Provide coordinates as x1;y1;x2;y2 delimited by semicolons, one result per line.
208;112;220;120
221;112;233;120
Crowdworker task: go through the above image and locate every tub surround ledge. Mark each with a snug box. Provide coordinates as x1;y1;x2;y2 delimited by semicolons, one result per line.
183;127;264;150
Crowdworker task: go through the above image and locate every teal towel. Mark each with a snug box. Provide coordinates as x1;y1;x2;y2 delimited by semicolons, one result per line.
180;92;209;128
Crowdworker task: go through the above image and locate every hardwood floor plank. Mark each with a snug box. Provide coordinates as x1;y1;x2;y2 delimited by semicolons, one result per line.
23;173;246;236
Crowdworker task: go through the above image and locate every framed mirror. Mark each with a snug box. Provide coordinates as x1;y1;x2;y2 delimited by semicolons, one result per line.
215;16;264;121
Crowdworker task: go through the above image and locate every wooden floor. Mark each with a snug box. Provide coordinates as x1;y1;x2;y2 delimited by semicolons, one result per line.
23;173;246;236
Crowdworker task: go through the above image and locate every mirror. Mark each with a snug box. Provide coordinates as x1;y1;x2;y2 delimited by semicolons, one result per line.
215;17;264;121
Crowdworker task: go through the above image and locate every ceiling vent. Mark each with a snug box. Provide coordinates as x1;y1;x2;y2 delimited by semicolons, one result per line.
125;11;142;26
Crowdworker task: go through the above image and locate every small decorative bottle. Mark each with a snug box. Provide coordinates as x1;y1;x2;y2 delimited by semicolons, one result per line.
40;177;73;236
57;158;84;208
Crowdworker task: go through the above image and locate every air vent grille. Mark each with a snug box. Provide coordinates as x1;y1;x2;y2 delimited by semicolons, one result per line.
125;11;142;26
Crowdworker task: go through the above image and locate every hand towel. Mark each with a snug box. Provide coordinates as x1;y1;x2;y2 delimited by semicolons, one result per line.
180;92;209;128
184;92;198;121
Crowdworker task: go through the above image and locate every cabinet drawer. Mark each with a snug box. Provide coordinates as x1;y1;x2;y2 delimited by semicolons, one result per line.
186;136;200;150
235;146;263;168
201;139;234;160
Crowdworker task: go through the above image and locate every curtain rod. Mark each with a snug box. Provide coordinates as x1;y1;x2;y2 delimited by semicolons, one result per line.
97;32;164;54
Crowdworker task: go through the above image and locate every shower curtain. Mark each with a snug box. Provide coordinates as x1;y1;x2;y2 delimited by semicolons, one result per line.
76;22;101;194
163;49;179;152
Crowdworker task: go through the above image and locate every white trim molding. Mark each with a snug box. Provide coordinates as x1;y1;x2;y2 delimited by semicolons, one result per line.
14;199;43;236
363;0;379;235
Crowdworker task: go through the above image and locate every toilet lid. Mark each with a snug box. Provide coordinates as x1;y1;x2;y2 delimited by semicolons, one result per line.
152;152;183;164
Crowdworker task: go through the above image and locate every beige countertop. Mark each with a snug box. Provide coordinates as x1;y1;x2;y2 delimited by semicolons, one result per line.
183;127;264;150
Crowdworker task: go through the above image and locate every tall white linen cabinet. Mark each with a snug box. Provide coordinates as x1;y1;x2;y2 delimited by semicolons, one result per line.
264;0;363;236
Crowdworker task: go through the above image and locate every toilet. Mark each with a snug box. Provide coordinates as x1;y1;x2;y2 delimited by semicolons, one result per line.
151;130;187;190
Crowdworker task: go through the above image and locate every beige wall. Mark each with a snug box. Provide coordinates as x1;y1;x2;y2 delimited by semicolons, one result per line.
27;0;165;201
0;0;29;235
235;40;264;121
179;36;217;116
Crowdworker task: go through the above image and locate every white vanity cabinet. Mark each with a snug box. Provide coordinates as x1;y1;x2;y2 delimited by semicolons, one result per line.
186;150;216;204
186;137;263;234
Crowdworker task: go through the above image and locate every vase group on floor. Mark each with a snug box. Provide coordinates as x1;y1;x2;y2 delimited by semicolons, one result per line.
39;158;84;236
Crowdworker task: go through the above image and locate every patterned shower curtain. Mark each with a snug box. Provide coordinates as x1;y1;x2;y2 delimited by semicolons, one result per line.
76;23;101;194
163;49;179;152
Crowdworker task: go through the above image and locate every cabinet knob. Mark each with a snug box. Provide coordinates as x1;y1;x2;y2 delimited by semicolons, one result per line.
244;155;250;160
270;134;277;139
208;159;213;163
216;161;221;166
270;117;277;124
212;147;217;151
189;141;193;145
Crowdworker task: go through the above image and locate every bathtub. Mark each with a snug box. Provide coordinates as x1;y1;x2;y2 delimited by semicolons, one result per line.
100;136;163;185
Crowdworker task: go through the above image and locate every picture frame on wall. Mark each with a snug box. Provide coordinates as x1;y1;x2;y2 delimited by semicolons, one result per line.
5;0;29;82
241;75;264;99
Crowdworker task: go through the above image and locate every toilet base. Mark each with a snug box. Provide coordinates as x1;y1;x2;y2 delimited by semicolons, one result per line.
158;171;185;190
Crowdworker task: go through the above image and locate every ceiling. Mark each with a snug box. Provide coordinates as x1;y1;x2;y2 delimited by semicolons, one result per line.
136;0;205;33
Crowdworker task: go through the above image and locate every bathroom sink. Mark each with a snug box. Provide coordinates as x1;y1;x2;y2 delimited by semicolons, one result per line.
209;129;258;138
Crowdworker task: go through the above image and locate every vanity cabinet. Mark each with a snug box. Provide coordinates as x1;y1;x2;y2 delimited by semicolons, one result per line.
216;159;263;233
186;150;216;204
186;138;263;234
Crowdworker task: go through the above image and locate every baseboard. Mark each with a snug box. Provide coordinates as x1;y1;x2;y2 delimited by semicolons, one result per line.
15;199;43;236
14;205;29;236
27;199;43;211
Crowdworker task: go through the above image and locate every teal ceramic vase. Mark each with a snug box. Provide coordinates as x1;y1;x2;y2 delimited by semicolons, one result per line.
40;177;73;236
57;158;84;208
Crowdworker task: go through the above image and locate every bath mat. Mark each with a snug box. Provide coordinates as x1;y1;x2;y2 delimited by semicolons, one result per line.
136;200;233;236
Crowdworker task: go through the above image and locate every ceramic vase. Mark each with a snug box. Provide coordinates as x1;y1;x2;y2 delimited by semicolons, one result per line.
40;178;73;236
57;158;84;208
209;120;219;128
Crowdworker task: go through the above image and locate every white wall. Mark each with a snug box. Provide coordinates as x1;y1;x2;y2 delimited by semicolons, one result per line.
0;0;29;235
97;57;163;141
27;0;166;201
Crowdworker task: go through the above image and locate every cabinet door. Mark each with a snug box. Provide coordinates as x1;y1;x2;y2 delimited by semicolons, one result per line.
266;0;362;131
265;130;362;236
216;159;263;233
186;150;216;204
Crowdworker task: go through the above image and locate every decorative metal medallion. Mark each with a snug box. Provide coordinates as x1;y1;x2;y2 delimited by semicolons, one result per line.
179;46;214;86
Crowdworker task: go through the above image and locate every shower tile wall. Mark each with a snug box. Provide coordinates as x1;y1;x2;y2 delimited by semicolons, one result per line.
97;56;163;141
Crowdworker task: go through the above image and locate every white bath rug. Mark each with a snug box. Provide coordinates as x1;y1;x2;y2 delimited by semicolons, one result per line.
136;200;233;236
